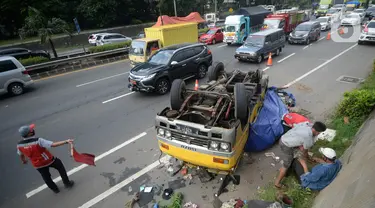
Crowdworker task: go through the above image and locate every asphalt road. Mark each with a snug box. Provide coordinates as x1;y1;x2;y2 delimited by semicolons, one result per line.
1;26;374;208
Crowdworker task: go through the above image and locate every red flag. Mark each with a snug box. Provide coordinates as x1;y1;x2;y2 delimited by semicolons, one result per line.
70;143;96;166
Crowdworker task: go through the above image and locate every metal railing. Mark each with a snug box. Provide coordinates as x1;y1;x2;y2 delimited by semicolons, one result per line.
25;47;129;72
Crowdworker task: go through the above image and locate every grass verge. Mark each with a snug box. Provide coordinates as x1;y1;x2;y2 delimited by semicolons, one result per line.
19;56;50;66
257;59;375;208
88;41;131;53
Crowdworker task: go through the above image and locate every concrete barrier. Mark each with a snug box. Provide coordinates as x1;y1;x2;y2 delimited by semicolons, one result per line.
0;23;154;51
313;110;375;208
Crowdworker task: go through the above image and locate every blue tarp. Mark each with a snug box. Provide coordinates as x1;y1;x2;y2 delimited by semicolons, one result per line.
346;1;360;5
244;87;291;152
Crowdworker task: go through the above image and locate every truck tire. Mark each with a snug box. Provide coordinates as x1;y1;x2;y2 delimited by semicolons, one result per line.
234;83;249;123
170;79;186;110
208;61;225;81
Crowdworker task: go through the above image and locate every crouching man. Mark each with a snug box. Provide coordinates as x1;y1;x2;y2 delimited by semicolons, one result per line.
291;147;342;191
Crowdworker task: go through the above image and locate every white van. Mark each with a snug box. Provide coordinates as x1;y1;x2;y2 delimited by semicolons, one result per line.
0;56;34;95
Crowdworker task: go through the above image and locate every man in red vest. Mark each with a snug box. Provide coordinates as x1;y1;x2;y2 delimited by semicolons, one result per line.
17;124;75;193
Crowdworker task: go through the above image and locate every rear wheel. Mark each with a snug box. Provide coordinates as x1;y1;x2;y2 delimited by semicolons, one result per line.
170;79;186;110
155;78;170;95
8;82;24;96
234;83;249;123
208;62;225;81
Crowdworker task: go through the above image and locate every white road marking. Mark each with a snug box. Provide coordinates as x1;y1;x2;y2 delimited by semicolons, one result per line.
303;45;309;50
318;37;325;41
102;92;135;104
262;67;270;71
283;43;358;88
25;132;147;198
277;53;296;63
76;72;128;87
218;44;226;48
78;156;170;208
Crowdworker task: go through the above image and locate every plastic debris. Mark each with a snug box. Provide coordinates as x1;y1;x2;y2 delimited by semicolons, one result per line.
128;186;132;193
140;185;145;192
271;163;275;167
181;167;188;175
183;174;193;180
184;202;199;208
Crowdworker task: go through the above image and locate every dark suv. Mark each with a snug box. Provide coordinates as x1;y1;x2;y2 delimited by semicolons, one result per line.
0;48;50;60
289;21;321;45
128;43;213;95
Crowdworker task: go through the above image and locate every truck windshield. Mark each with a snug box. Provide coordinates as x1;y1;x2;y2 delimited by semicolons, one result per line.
148;50;174;65
130;40;145;56
295;25;311;31
225;25;238;32
263;19;280;29
319;5;329;9
245;35;265;46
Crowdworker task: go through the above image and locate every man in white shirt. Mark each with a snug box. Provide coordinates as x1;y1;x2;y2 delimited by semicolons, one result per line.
274;121;326;189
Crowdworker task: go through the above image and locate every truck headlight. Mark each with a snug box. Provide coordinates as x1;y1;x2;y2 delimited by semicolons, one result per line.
165;130;171;139
220;143;230;151
210;141;219;150
158;128;165;136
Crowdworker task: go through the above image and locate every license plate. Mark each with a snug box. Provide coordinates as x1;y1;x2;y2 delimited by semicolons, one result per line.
130;79;136;85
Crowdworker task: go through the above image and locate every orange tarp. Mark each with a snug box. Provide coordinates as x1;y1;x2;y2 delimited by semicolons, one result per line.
153;12;205;27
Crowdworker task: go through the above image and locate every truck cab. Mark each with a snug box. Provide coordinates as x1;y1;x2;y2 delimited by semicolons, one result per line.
223;15;250;45
129;38;161;68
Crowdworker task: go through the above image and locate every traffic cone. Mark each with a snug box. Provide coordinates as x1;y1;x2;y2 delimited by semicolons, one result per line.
326;32;331;40
194;79;199;91
266;53;272;66
339;27;344;35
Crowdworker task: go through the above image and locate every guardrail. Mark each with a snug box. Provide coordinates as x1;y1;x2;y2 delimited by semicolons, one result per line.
26;47;129;72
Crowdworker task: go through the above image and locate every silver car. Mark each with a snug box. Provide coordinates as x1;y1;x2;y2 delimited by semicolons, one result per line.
96;33;132;46
0;56;34;95
358;20;375;44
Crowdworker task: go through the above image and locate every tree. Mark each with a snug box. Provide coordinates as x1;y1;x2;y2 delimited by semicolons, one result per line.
18;7;71;58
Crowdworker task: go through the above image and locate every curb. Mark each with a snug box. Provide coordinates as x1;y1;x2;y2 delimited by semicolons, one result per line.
30;54;128;80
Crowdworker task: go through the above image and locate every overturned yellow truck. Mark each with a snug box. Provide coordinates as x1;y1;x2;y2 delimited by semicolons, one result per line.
129;22;198;68
155;62;269;196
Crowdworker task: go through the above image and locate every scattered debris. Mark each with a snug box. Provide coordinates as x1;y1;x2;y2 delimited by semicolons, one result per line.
162;188;174;200
197;167;214;183
138;189;155;207
113;157;126;164
221;199;237;208
344;116;349;124
183;174;192;180
128;186;133;193
153;185;162;196
271;163;275;167
124;192;140;208
317;128;336;142
181;167;188;176
140;185;145;192
144;187;153;193
168;178;186;190
184;202;198;208
228;184;238;192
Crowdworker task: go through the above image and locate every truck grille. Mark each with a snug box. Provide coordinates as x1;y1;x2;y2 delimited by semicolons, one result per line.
171;132;209;148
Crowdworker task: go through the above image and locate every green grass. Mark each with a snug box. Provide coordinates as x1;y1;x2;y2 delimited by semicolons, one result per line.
19;56;50;66
88;41;131;53
256;60;375;208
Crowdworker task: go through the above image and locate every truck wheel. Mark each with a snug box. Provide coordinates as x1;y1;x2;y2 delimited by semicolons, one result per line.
234;83;249;123
170;79;186;110
208;62;225;81
155;78;170;95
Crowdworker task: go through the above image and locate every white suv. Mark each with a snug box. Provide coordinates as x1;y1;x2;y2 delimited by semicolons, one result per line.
358;20;375;44
88;33;107;46
0;56;34;95
96;33;132;46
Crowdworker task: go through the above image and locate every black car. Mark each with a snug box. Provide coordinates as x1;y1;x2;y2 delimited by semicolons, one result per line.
0;48;50;60
128;43;213;95
289;21;321;45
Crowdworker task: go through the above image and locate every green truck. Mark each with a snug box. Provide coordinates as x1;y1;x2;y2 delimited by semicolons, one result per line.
316;0;334;17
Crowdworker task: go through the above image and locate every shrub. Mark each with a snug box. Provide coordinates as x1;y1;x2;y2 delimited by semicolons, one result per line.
19;56;50;66
88;41;131;53
336;89;375;119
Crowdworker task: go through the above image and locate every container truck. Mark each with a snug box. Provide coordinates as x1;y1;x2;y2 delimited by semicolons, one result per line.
263;9;309;38
223;6;271;45
129;23;198;68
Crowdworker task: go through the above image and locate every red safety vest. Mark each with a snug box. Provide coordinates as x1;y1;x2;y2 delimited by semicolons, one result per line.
283;113;311;128
17;138;55;168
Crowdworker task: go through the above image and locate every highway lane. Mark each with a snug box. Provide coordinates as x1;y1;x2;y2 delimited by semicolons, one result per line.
1;33;374;207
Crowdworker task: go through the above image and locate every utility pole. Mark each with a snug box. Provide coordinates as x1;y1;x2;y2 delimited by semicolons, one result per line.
215;0;217;15
174;0;177;16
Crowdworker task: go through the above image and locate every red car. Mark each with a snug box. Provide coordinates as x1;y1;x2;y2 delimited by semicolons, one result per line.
199;28;224;45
